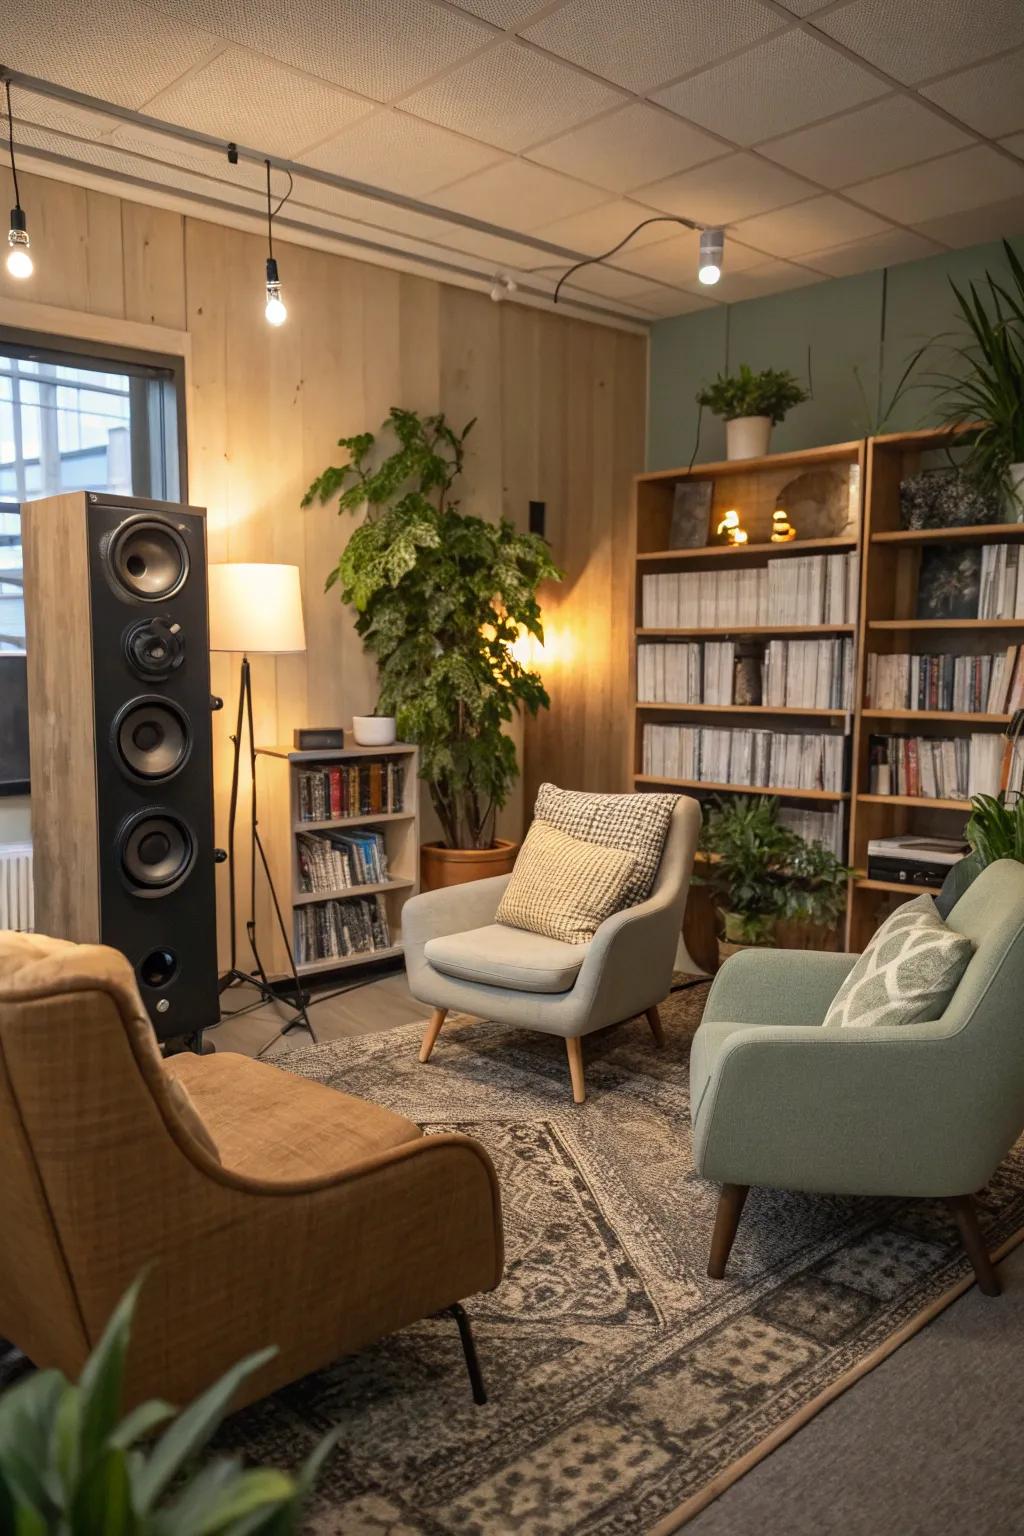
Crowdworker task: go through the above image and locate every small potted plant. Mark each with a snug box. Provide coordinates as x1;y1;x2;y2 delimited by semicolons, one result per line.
352;706;397;747
304;408;562;888
697;794;850;964
696;364;809;461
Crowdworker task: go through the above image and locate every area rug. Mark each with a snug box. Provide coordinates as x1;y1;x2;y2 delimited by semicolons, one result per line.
208;982;1024;1535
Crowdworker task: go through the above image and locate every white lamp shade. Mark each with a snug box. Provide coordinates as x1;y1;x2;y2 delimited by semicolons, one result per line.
208;563;306;654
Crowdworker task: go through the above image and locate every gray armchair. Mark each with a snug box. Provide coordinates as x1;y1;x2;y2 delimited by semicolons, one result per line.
404;797;701;1103
690;858;1024;1297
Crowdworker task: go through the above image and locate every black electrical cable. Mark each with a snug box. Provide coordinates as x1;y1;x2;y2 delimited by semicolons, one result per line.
264;157;294;259
553;214;699;304
4;78;21;209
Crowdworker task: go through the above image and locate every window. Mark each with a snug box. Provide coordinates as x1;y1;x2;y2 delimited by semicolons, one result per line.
0;330;186;791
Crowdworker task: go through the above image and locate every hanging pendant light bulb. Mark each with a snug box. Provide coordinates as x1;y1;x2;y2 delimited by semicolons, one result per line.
262;158;291;326
4;80;33;281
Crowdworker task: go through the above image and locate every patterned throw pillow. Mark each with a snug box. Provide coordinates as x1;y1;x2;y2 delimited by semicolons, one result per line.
496;819;638;945
822;893;974;1029
533;783;678;907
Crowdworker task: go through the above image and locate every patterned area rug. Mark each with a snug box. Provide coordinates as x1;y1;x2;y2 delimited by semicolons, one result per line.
221;982;1024;1535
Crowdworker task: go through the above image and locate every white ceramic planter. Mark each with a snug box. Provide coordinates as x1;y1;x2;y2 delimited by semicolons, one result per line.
352;715;397;747
725;415;772;461
1006;463;1024;523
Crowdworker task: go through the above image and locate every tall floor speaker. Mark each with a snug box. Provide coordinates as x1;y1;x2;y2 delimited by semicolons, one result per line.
22;492;220;1042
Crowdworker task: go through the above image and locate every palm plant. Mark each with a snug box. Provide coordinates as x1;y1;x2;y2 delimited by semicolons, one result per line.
0;1278;338;1534
929;240;1024;502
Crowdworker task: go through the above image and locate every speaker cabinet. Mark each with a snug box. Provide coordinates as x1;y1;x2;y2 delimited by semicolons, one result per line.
22;492;219;1041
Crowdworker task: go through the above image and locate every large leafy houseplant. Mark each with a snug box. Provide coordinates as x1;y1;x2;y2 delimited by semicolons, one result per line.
0;1277;337;1534
304;408;561;850
930;240;1024;509
697;795;851;947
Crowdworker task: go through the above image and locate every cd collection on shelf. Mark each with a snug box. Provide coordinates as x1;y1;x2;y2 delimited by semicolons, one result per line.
642;723;846;791
297;828;389;894
867;731;1024;801
865;647;1024;715
296;894;393;965
642;551;858;629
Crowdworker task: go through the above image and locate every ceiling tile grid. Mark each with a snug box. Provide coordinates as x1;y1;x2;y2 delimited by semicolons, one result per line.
920;48;1024;139
814;0;1024;85
526;103;727;194
635;152;819;225
801;227;944;277
529;199;695;257
432;158;612;229
730;195;893;259
653;29;887;146
397;37;625;151
301;109;506;196
758;96;974;188
847;143;1024;225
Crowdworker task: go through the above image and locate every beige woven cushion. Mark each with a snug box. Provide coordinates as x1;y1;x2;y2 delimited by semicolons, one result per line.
496;819;637;945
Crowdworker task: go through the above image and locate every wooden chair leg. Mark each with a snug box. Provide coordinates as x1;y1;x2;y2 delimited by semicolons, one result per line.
565;1037;586;1104
944;1194;1001;1296
708;1183;749;1279
645;1004;665;1048
418;1008;448;1064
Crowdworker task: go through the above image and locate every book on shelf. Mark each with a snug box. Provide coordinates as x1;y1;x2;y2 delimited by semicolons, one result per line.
641;551;858;629
777;803;846;858
637;636;854;709
296;828;390;894
865;647;1024;715
916;542;1024;622
296;893;392;964
297;757;406;822
642;723;846;791
867;732;1024;800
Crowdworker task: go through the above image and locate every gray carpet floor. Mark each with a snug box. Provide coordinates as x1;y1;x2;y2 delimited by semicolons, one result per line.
211;972;1024;1536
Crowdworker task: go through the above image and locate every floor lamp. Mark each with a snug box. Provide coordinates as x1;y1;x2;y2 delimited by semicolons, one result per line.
208;562;311;1034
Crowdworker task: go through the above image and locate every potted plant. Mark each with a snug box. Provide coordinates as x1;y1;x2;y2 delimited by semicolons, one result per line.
304;408;561;889
351;708;397;747
696;794;851;964
696;364;809;461
935;789;1024;914
929;240;1024;521
0;1276;337;1533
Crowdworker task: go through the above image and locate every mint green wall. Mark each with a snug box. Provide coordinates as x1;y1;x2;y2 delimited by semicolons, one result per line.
647;238;1023;470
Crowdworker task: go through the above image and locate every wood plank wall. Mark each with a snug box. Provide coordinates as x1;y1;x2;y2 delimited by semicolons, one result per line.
1;167;647;965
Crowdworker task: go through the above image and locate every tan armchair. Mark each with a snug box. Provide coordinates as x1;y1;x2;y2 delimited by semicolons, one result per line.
0;932;503;1410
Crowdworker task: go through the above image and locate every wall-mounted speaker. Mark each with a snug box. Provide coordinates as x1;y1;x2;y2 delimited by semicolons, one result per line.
22;492;219;1042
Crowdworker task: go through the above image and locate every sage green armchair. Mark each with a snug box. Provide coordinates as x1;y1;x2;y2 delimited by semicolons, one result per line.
690;859;1024;1297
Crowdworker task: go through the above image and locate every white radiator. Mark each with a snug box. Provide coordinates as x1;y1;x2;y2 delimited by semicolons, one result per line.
0;843;33;931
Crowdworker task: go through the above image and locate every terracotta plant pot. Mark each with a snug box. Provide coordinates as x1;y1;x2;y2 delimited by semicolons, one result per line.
725;415;772;461
420;838;518;892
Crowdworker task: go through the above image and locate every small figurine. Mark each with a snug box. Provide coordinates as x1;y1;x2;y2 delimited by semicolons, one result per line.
716;508;748;546
771;507;796;542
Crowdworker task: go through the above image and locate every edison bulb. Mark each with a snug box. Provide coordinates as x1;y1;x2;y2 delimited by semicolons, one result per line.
265;291;287;326
6;244;33;280
698;263;720;286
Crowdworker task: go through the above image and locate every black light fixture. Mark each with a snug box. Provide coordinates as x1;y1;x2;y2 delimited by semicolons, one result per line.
4;78;33;281
552;215;725;303
263;157;292;326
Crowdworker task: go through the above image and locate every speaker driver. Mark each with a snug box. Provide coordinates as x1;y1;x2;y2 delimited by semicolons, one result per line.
119;811;196;894
124;618;185;679
113;697;191;781
108;517;189;601
138;948;179;988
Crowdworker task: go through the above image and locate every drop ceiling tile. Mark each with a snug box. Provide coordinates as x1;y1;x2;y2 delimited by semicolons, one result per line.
914;194;1024;248
302;110;506;196
628;288;720;318
921;50;1024;139
848;144;1024;224
15;123;265;208
139;47;374;159
13;96;124;141
106;124;267;190
528;103;726;193
815;0;1024;86
530;200;691;257
1003;134;1024;161
2;0;221;108
521;0;784;94
611;228;766;284
450;0;549;22
433;160;610;230
560;263;677;300
636;153;817;225
773;0;833;12
760;97;973;187
398;38;623;151
147;0;492;100
654;31;885;146
802;227;943;277
682;259;824;303
731;195;892;258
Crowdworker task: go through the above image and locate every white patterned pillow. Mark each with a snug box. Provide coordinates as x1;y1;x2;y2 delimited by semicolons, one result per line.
822;894;974;1029
533;783;677;907
496;820;637;945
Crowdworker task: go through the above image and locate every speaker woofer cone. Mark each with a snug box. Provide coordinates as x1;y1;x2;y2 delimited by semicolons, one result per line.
124;618;185;679
113;697;191;781
119;811;196;894
108;517;189;601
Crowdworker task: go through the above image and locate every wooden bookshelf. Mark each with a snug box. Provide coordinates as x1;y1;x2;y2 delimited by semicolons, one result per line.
257;744;420;979
846;425;1021;949
631;441;866;969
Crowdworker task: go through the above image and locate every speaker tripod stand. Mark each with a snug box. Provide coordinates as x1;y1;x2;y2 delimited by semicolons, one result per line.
219;654;313;1038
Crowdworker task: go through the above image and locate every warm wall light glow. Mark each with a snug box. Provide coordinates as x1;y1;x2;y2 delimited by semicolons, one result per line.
716;508;748;546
